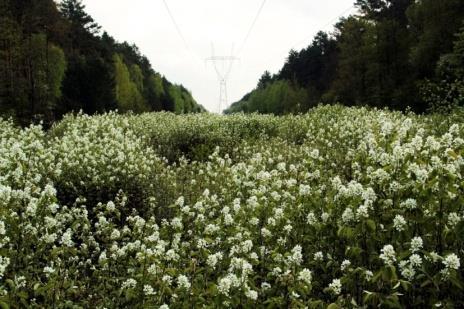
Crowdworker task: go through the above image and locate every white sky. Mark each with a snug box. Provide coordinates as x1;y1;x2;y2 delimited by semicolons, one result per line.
80;0;357;112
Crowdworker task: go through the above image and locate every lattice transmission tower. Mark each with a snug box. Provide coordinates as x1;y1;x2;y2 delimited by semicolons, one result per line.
206;44;239;113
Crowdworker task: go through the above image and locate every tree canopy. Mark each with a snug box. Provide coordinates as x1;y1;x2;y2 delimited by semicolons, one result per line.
0;0;204;125
226;0;464;114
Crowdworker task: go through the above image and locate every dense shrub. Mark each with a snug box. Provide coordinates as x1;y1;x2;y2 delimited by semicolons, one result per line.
0;106;463;307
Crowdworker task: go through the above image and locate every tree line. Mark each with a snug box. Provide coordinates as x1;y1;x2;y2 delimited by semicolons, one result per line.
225;0;464;114
0;0;205;126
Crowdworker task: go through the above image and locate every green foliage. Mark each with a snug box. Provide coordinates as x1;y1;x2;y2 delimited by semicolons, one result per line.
48;45;67;100
407;0;464;78
144;73;163;111
421;26;464;113
227;80;309;114
113;54;147;113
329;17;377;106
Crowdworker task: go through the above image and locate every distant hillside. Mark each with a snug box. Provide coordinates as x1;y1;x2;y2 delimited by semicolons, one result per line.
0;0;205;125
225;0;464;115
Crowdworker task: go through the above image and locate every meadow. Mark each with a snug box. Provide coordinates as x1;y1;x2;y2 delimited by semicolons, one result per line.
0;105;463;308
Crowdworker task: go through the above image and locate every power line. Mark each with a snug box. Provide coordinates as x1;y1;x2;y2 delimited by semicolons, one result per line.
162;0;189;50
261;5;356;65
161;0;205;65
237;0;267;56
290;5;354;51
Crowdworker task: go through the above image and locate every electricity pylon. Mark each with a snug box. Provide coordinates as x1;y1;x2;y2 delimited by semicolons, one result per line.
206;44;239;113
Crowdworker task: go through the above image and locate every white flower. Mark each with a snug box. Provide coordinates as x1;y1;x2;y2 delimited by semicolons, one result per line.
341;259;351;271
207;252;223;269
299;184;311;196
400;262;416;280
306;212;317;225
356;204;369;219
287;245;303;265
48;203;59;214
410;237;423;253
342;208;354;224
110;229;120;240
381;121;393;136
314;251;324;261
224;214;233;225
297;268;312;285
171;217;183;229
0;256;10;278
443;253;460;270
409;254;422;267
14;275;26;288
98;251;108;264
26;200;38;216
267;217;276;226
448;213;461;227
321;212;330;223
283;224;293;233
43;265;55;276
380;245;396;265
106;201;116;212
245;289;258;300
205;224;220;235
261;282;271;290
400;199;417;210
148;264;158;275
261;227;272;238
44;216;58;229
364;270;373;281
328;278;342;295
42;233;57;244
250;217;260;226
60;229;74;247
271;267;282;276
162;275;172;285
218;274;238;296
233;198;241;212
121;278;137;289
241;240;253;253
428;251;441;263
177;275;191;290
175;196;184;207
274;208;284;219
143;285;156;296
393;215;407;232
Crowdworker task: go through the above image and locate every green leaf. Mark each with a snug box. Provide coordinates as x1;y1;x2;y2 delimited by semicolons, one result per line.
327;303;340;309
365;219;376;232
449;275;463;290
420;279;432;288
4;280;14;290
338;226;355;240
0;301;9;309
400;280;412;292
456;221;464;236
382;266;398;282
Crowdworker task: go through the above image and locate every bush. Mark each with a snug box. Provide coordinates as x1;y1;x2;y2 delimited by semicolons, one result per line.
0;106;463;307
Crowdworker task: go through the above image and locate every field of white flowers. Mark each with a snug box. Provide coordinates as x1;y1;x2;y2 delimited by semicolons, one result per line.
0;105;463;308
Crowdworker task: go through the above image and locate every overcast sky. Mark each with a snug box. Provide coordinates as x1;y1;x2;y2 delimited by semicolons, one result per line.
80;0;357;112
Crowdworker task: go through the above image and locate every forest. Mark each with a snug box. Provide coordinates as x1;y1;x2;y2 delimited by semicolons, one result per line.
0;0;205;126
225;0;464;115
